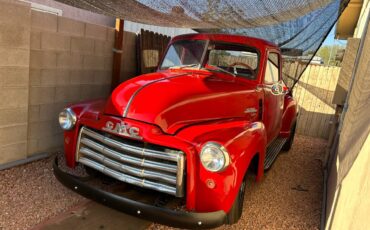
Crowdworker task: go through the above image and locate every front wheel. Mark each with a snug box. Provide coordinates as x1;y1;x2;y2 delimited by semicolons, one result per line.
226;177;247;224
282;122;296;151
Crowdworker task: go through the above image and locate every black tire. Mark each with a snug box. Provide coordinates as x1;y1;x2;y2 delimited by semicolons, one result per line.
282;122;296;151
226;176;247;224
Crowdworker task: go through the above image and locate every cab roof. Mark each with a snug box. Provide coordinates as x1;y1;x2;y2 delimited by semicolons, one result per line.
171;33;279;51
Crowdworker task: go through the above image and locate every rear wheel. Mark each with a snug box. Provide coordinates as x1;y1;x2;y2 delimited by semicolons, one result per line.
282;122;296;151
227;176;248;224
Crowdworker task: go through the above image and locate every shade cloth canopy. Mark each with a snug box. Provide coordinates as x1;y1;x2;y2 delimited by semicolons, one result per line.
55;0;348;87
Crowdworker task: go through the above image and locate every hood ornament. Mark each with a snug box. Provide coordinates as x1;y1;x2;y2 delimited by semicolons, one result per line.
102;121;142;140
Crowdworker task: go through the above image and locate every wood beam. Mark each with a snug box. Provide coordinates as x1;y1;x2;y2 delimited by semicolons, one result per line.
111;18;124;91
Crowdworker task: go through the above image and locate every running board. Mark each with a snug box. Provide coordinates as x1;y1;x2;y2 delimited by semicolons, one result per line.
264;137;287;170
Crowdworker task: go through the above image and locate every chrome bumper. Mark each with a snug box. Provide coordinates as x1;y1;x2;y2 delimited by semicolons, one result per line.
53;157;227;229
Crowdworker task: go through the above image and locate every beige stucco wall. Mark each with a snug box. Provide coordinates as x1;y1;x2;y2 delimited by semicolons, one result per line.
354;0;370;38
326;134;370;230
0;0;137;166
332;38;360;105
325;13;370;230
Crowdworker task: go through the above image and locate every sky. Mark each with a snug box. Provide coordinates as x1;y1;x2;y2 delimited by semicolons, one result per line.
322;25;347;46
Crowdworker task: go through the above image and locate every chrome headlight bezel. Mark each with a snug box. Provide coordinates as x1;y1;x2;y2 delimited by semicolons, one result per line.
200;142;230;172
58;108;77;130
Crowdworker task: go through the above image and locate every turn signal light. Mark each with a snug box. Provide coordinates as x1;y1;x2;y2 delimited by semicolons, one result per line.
206;179;216;189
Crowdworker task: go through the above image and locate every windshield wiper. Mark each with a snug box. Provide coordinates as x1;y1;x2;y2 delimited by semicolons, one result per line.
203;66;236;77
169;64;200;69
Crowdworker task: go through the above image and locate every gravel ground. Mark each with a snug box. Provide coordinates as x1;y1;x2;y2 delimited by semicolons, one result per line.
149;135;326;230
0;135;326;230
0;154;86;230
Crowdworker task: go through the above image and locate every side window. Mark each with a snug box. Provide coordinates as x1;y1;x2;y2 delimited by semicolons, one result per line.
265;52;280;83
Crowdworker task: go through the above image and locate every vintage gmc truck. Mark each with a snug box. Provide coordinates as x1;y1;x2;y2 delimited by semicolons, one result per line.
54;33;298;229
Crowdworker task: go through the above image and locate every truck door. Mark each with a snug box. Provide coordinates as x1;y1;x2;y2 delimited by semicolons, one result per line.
262;52;284;145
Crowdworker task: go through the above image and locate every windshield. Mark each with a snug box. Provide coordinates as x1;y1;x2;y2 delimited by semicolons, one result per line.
206;43;259;79
160;40;259;79
160;40;206;69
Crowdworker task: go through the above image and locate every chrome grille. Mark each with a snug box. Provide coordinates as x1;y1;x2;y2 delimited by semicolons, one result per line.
76;127;185;197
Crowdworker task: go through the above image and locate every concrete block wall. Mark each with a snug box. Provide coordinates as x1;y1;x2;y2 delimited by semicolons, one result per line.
0;1;31;164
0;1;140;166
28;11;114;156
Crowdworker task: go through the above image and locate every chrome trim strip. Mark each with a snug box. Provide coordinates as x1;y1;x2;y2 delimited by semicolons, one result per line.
176;152;185;197
75;126;84;161
79;157;176;195
123;73;189;117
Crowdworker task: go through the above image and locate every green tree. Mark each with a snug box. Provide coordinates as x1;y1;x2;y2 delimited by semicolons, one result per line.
316;45;345;66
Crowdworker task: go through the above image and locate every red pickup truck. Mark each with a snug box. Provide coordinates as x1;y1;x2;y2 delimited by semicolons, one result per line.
54;33;298;229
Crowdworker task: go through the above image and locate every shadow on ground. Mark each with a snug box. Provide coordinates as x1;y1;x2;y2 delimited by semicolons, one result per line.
0;135;326;230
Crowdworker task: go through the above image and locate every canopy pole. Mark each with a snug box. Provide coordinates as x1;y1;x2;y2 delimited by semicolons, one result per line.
111;18;124;91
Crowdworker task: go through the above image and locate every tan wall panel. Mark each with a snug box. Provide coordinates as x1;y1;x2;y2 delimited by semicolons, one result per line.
0;0;30;26
336;21;370;186
85;23;107;40
31;10;57;32
27;10;116;156
71;37;95;54
332;38;360;105
57;17;85;37
0;124;28;146
30;50;57;69
0;1;123;165
326;17;370;229
0;142;27;164
0;108;28;127
41;32;71;51
0;47;30;67
0;67;29;87
0;24;30;49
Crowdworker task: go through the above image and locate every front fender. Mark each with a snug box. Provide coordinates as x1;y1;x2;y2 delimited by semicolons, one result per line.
62;99;106;167
176;120;267;213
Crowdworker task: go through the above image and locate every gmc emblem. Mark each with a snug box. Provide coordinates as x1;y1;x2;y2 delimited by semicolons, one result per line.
102;121;142;140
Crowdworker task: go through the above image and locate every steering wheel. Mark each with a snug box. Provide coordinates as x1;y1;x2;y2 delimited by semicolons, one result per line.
228;62;255;75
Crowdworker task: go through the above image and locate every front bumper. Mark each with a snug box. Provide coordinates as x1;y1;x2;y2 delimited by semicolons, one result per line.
53;157;227;229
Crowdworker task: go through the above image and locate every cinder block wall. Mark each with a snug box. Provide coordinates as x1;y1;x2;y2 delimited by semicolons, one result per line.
0;1;31;164
28;11;115;156
0;1;138;166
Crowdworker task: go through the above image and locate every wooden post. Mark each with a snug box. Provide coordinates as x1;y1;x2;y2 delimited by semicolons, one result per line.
111;18;124;91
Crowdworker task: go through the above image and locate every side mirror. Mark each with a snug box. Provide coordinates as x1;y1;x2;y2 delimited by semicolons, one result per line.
271;83;283;95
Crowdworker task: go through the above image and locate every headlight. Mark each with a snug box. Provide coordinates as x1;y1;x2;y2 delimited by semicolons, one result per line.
200;142;230;172
58;108;76;130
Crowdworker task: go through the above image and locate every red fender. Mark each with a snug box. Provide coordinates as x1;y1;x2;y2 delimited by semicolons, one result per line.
176;120;267;213
62;99;106;167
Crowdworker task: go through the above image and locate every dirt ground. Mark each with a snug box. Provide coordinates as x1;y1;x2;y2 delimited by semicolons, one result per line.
0;135;326;230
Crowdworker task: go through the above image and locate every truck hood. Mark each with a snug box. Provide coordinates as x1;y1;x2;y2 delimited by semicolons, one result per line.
104;70;259;134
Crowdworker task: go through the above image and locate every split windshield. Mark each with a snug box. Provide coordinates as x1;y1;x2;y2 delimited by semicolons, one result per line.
160;40;206;69
160;39;259;79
